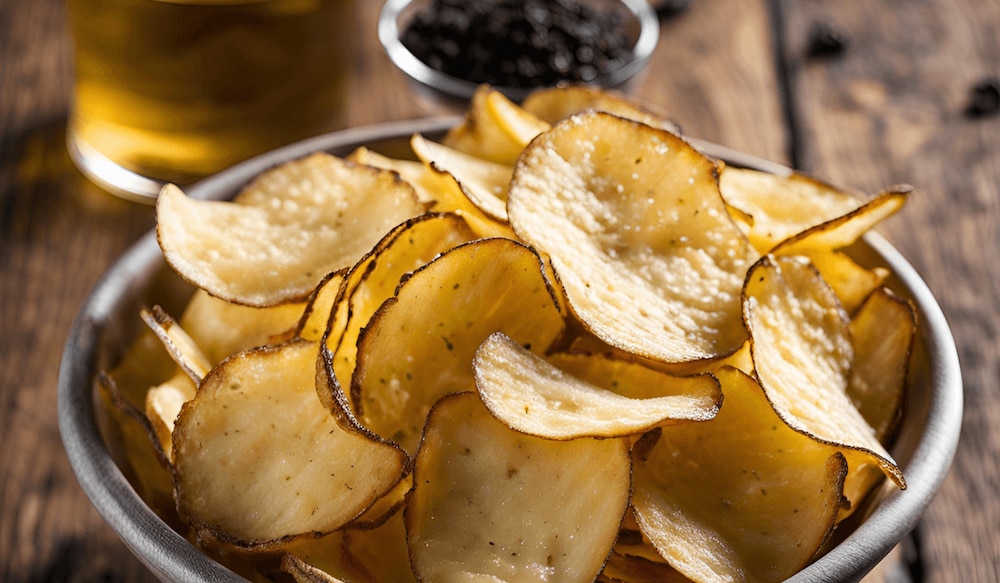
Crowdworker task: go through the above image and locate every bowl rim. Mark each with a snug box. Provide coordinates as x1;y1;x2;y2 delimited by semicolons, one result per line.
377;0;660;102
58;116;963;582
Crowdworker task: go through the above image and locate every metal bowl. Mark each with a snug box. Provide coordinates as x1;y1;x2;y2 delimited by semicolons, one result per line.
378;0;659;105
58;118;963;582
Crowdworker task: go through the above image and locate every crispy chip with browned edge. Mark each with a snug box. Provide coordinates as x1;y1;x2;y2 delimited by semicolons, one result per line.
742;255;906;506
172;339;409;547
406;392;631;583
351;238;566;454
508;111;759;363
521;84;681;134
442;85;549;165
141;305;212;382
411;135;512;221
718;167;864;254
179;289;309;361
474;332;721;439
157;152;425;306
632;366;848;583
321;213;478;413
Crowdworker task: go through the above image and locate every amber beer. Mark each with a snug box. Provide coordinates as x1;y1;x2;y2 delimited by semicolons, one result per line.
67;0;352;200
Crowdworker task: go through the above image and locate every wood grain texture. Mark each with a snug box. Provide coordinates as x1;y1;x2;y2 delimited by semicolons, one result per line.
1;0;997;581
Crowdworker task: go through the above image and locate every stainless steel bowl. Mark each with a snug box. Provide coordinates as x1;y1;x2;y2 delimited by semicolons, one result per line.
58;118;963;582
378;0;659;105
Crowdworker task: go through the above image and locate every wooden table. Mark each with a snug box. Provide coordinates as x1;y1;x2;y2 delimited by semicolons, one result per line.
1;0;996;581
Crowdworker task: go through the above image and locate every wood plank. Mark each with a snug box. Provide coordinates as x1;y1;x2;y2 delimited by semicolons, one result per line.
633;0;789;165
777;0;1000;581
0;0;159;579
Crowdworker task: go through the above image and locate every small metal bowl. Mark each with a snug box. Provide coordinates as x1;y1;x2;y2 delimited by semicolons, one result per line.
378;0;659;105
59;118;963;582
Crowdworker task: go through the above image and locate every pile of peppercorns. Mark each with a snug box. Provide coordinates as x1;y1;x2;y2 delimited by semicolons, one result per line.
400;0;634;90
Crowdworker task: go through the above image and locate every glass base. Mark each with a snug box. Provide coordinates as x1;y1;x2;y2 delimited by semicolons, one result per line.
67;130;168;205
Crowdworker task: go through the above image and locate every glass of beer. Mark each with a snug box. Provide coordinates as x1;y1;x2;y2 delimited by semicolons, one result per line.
67;0;354;202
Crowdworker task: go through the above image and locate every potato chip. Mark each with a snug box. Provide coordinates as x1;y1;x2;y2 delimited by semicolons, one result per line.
351;238;565;454
806;250;889;314
141;305;212;382
178;289;308;361
293;270;347;342
321;213;478;410
347;145;439;206
342;510;416;582
849;287;915;439
281;553;349;583
599;551;690;583
157;152;425;306
474;332;721;439
145;371;196;462
631;366;848;582
172;339;409;547
508;111;759;363
406;392;630;583
772;184;911;257
522;84;681;134
411;134;512;221
442;85;549;165
742;255;906;491
718;166;864;253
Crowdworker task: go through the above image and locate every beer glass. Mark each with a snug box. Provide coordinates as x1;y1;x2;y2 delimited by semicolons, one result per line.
67;0;354;202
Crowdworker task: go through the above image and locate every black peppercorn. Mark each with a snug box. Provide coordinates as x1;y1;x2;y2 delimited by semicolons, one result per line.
400;0;633;89
965;77;1000;118
806;22;848;59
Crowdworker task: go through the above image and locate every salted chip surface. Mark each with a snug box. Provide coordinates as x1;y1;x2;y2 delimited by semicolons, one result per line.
157;152;424;306
507;111;759;363
742;255;905;489
172;339;409;547
352;238;565;454
406;392;631;583
631;366;848;583
474;332;721;439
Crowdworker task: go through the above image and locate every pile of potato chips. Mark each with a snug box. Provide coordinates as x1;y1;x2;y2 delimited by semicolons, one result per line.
100;85;917;582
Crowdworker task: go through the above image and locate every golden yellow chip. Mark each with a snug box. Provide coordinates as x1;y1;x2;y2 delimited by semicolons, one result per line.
772;184;911;256
522;84;681;134
849;287;915;439
144;371;196;462
718;166;864;253
157;152;425;306
411;134;512;221
742;255;906;491
141;305;212;382
474;332;721;439
322;213;478;408
442;85;549;165
508;111;759;363
632;366;848;582
407;392;630;583
172;339;409;547
178;289;308;361
351;238;565;454
342;511;416;582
